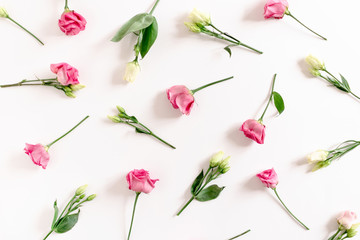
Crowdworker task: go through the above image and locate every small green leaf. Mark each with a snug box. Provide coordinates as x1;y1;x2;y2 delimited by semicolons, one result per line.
191;170;204;195
340;74;351;91
139;18;158;58
272;91;285;115
135;128;148;134
54;211;80;233
224;46;232;57
111;13;155;42
195;185;224;202
51;200;59;229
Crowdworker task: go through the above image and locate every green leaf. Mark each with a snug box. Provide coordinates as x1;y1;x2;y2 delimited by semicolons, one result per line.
191;170;204;195
54;211;80;234
135;128;148;134
195;185;224;202
51;200;59;229
139;18;158;58
272;91;285;115
111;13;155;42
224;46;232;57
340;74;351;91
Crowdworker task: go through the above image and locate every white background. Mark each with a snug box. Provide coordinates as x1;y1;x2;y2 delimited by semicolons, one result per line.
0;0;360;239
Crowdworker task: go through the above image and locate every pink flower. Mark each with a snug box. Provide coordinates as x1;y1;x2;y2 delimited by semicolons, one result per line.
166;85;195;115
256;168;279;189
240;119;266;144
50;63;79;86
24;143;50;169
126;169;159;194
58;11;87;36
337;211;358;230
264;0;289;19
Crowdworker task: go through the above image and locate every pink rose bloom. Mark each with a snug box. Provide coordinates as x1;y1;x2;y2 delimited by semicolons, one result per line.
50;63;79;86
240;119;266;144
166;85;195;115
24;143;50;169
337;211;358;229
256;168;279;189
58;11;87;36
126;169;159;194
264;0;289;19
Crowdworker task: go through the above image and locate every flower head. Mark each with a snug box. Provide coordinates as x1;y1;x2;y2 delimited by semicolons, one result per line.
50;63;80;86
75;184;88;196
0;7;8;18
166;85;195;115
58;10;87;36
126;169;159;194
210;151;224;168
184;22;202;33
256;168;279;189
240;119;266;144
24;143;50;169
338;211;359;230
306;55;325;71
264;0;289;19
188;8;211;26
307;150;329;163
124;61;140;83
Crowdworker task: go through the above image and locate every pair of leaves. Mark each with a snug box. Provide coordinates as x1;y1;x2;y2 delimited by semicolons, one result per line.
272;91;285;115
191;171;224;201
51;200;80;234
191;170;204;195
111;13;158;58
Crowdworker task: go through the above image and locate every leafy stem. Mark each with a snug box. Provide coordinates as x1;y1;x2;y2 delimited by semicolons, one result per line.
259;74;277;122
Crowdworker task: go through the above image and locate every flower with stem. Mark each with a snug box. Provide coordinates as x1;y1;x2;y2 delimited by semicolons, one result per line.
176;151;230;216
328;211;359;240
58;0;87;36
108;106;175;149
111;0;160;82
185;9;262;56
307;140;360;171
240;74;285;144
25;116;89;169
167;76;233;115
257;168;309;230
0;7;44;45
43;185;96;240
306;55;360;102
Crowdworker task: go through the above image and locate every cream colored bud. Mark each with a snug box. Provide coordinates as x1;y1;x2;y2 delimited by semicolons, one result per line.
116;106;126;114
184;22;201;33
65;91;76;98
70;84;86;91
306;54;325;71
75;184;88;196
124;61;140;83
0;7;8;18
219;156;230;169
86;194;96;201
188;8;211;26
210;151;224;168
310;69;321;77
108;115;121;123
307;150;329;163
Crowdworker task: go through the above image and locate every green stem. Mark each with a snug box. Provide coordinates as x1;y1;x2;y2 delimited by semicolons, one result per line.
137;122;176;149
350;91;360;100
286;11;327;40
273;188;309;230
328;229;341;240
323;70;339;82
7;16;44;45
127;192;141;240
228;229;251;240
0;78;58;88
65;0;69;10
259;74;277;122
191;76;233;94
46;115;89;148
149;0;160;15
176;196;195;216
43;230;54;240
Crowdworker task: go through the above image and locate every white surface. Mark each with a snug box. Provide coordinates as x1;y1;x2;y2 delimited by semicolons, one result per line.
0;0;360;239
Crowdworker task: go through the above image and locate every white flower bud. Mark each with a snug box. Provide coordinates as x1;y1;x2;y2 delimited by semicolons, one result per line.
307;150;329;163
209;151;224;168
75;184;88;196
70;84;86;91
306;55;325;71
0;7;8;18
184;22;201;33
188;9;211;26
124;61;140;83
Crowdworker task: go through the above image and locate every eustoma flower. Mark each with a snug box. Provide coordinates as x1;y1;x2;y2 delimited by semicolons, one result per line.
306;55;360;102
126;169;158;240
58;0;86;36
0;63;85;97
328;211;360;240
111;0;160;83
185;9;262;56
167;76;233;115
42;185;96;240
176;151;230;216
264;0;327;40
307;140;360;171
24;116;89;169
240;74;284;144
108;106;176;149
256;168;309;230
0;7;43;45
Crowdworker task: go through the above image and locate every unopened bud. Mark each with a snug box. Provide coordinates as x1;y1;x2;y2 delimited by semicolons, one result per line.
108;115;121;123
70;84;86;91
116;106;126;114
312;160;331;172
220;166;230;174
0;7;8;18
347;229;358;238
184;22;201;33
75;184;88;196
219;156;230;169
306;54;325;71
210;151;224;168
79;194;85;199
86;194;96;201
65;91;76;98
